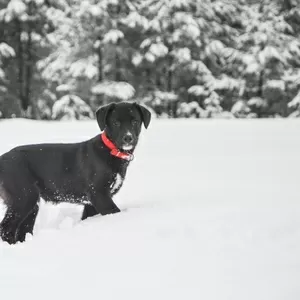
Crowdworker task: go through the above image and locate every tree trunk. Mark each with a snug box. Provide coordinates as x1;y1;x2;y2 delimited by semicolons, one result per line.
166;16;174;92
0;20;4;42
24;1;36;117
146;67;151;92
258;68;264;99
155;70;162;90
115;5;121;82
259;1;264;13
98;43;103;82
16;20;26;111
257;68;265;118
283;0;293;10
115;47;121;81
167;50;173;92
25;22;32;114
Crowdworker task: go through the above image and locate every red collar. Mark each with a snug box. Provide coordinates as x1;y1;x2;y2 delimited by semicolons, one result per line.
101;132;134;161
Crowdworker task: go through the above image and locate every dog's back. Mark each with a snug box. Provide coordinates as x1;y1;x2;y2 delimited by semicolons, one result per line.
0;140;95;205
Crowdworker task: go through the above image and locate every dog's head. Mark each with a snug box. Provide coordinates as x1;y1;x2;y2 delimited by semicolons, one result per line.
96;102;151;151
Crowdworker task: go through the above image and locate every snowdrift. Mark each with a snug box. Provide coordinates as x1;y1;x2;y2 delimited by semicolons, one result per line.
0;119;300;300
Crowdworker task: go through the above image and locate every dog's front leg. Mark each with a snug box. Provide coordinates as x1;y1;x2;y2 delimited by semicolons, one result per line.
81;205;98;220
89;189;120;216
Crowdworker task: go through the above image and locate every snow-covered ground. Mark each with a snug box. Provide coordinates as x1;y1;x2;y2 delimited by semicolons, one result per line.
1;118;300;300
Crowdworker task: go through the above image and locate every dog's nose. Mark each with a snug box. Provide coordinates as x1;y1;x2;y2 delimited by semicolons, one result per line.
123;134;133;144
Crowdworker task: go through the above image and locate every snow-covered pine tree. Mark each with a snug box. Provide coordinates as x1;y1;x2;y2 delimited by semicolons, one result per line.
40;0;144;115
0;0;68;117
237;0;300;117
137;0;246;117
1;0;299;119
52;94;94;120
0;41;16;118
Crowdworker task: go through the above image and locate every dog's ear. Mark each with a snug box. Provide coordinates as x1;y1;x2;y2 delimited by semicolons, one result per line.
135;103;151;129
96;103;115;131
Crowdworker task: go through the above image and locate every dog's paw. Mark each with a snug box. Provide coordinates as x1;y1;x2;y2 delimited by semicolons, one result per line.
0;226;17;245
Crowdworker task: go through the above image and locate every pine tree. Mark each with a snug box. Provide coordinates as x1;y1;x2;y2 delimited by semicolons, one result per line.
40;0;144;112
0;42;16;118
0;0;67;117
52;94;94;120
237;0;300;117
137;0;246;117
2;0;300;119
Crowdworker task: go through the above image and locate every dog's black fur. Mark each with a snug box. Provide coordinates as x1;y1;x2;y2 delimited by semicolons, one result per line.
0;102;151;244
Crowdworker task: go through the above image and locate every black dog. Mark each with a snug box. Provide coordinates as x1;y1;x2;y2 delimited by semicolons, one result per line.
0;102;151;244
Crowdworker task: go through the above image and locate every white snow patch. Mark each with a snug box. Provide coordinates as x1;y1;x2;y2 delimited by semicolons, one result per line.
52;95;93;120
110;173;123;194
91;81;135;100
147;42;168;59
0;42;15;58
103;29;124;44
0;119;300;299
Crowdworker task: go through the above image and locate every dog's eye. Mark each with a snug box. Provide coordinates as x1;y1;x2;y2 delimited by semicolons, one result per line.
113;121;120;127
132;120;138;125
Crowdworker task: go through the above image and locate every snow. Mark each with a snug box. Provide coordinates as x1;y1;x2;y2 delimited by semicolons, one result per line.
132;52;143;66
1;119;300;299
188;85;207;96
0;42;15;58
258;46;283;65
52;95;93;120
206;40;225;56
248;97;268;108
213;76;241;91
264;79;285;91
177;101;205;118
7;0;26;17
152;91;178;102
173;12;200;39
69;59;98;79
288;91;300;108
103;29;124;44
56;84;72;92
110;173;123;194
231;100;250;115
148;43;168;58
190;60;212;76
121;12;149;30
169;0;192;9
173;47;191;63
289;40;300;56
140;38;152;49
91;81;135;100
